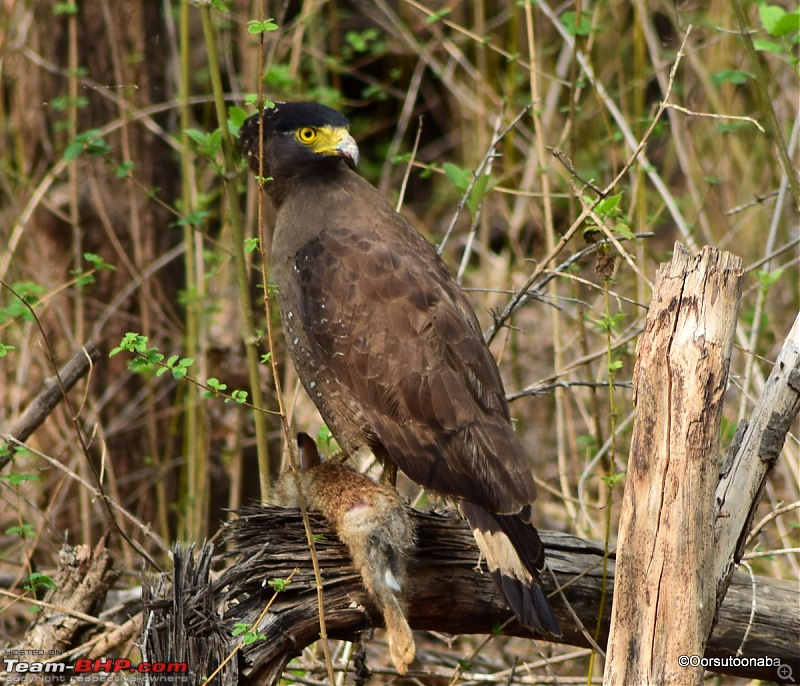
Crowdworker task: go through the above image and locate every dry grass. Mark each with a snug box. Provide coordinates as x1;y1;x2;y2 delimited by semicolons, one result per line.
1;0;798;683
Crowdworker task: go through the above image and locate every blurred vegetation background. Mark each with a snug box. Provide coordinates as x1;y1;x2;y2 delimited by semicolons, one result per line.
1;0;798;681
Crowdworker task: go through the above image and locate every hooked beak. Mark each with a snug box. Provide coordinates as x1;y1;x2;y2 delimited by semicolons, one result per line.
332;131;359;166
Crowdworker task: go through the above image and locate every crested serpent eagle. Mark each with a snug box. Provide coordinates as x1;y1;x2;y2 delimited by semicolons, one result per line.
238;102;560;636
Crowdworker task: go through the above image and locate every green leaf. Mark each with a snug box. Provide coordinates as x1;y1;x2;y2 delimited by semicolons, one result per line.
115;160;135;178
758;267;785;294
615;222;635;240
23;572;57;593
229;390;248;404
204;377;227;398
0;343;15;357
51;94;88;111
596;191;623;217
6;524;36;539
753;39;784;53
228;106;248;137
228;106;248;128
185;128;210;146
425;8;452;23
601;473;625;488
268;578;291;592
84;252;116;271
244;94;275;110
442;162;470;194
231;624;250;637
244;237;260;254
176;210;210;228
109;332;149;357
466;173;492;214
63;140;84;162
1;473;39;486
53;2;78;15
759;3;787;36
247;19;278;34
63;129;111;161
770;11;800;37
562;10;593;36
711;69;753;86
345;29;379;52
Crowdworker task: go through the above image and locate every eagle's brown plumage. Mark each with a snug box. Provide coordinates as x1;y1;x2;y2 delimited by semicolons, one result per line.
239;102;560;636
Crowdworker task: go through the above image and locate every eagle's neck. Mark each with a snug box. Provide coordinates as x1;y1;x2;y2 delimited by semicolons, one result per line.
265;158;350;209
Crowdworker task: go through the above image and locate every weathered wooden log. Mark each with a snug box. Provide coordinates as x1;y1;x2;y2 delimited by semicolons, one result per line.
604;244;744;685
141;508;799;685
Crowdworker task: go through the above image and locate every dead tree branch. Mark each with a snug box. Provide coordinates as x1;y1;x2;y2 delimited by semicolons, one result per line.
142;510;799;685
1;340;101;471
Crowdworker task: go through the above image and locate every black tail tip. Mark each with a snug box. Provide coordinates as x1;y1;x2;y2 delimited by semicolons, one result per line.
495;572;562;638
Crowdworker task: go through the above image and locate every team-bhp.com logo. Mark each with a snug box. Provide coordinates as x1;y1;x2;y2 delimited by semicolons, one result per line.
3;658;188;675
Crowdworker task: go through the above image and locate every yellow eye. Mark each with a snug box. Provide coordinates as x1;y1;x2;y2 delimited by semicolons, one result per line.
296;127;317;144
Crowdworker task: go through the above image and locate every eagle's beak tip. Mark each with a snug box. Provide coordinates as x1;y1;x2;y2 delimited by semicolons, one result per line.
337;134;360;167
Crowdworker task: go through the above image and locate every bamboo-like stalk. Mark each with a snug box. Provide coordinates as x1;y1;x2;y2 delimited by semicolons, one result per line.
198;2;271;501
178;0;207;543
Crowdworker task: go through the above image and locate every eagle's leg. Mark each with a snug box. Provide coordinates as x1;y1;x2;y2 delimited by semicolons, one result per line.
380;459;397;488
374;445;398;488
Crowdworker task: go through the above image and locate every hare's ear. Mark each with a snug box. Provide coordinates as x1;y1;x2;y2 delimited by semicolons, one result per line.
296;432;320;471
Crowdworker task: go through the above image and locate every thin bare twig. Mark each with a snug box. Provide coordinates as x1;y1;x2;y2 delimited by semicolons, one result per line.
484;28;693;344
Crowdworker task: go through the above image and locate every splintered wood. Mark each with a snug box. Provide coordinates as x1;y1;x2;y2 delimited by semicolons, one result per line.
604;244;743;686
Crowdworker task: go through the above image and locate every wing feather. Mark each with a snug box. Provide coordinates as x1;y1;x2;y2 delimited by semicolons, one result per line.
293;217;536;514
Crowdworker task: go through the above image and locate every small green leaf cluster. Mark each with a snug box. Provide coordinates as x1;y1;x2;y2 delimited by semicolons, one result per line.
585;192;635;241
0;281;45;324
53;2;77;15
1;472;39;487
758;268;785;296
63;129;112;162
561;10;593;37
600;473;625;488
267;577;291;592
232;623;266;645
70;252;116;287
755;3;800;58
6;523;36;539
185;128;223;164
342;28;386;60
203;378;248;404
246;18;278;34
23;572;57;594
110;334;253;403
443;162;494;214
110;333;170;375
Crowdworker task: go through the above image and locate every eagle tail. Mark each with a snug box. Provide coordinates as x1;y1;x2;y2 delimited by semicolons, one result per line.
461;501;561;637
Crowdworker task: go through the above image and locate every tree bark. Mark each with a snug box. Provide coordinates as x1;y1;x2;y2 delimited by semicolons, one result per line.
604;244;744;685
